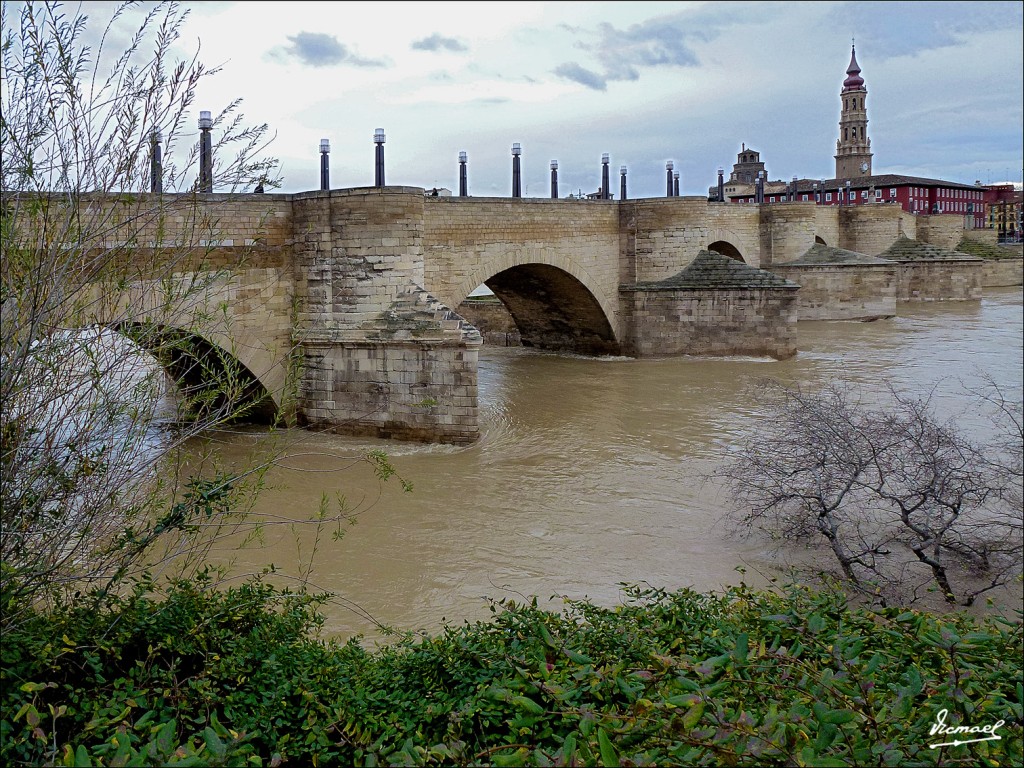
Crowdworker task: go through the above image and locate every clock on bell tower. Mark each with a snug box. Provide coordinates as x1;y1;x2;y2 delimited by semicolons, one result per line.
835;44;873;179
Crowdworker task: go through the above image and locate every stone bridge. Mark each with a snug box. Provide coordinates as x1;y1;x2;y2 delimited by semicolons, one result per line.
74;187;973;444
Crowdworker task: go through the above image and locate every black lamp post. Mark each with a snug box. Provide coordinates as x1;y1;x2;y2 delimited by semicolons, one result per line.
150;129;162;193
198;110;213;193
374;128;386;187
550;160;558;199
755;171;764;204
673;172;680;197
666;160;674;197
512;143;522;197
319;139;330;191
459;151;468;196
601;153;610;199
620;166;627;201
717;167;724;202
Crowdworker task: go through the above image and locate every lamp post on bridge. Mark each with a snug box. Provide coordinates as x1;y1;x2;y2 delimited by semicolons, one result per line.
620;165;627;201
717;167;724;202
459;151;468;196
319;139;330;191
673;171;680;197
550;160;558;199
666;160;674;197
374;128;386;187
601;153;610;199
512;143;522;198
198;110;213;193
150;129;162;193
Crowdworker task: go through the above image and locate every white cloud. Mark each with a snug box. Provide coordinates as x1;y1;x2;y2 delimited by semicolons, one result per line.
38;0;1019;196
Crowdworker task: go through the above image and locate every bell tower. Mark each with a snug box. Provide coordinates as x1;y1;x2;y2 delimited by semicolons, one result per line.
834;44;872;179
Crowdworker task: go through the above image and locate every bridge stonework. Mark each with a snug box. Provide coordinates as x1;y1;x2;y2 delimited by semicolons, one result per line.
75;189;982;444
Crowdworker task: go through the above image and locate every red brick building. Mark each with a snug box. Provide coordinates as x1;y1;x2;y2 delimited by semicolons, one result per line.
711;46;1008;235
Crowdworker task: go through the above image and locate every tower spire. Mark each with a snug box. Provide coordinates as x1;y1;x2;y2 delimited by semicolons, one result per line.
835;44;871;178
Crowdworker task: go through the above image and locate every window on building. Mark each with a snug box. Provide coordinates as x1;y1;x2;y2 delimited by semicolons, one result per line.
826;192;832;202
875;189;882;199
802;194;808;201
890;188;897;197
861;190;868;199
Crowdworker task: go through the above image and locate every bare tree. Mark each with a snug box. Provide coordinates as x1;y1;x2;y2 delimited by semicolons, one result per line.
716;379;1023;607
0;0;291;624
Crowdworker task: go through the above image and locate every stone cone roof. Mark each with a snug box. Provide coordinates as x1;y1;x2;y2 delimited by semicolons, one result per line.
779;242;894;266
628;249;799;291
877;236;981;262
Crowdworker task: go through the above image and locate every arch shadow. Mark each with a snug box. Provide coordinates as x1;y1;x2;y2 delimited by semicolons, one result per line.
708;240;746;262
118;323;278;424
474;264;619;355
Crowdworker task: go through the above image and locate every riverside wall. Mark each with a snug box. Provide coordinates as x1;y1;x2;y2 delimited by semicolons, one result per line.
770;263;898;320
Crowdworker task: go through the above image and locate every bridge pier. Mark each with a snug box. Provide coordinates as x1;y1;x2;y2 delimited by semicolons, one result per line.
292;188;481;444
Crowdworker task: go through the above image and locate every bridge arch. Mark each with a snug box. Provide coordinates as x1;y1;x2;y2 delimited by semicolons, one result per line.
117;323;280;424
81;270;294;422
457;263;619;355
447;251;620;355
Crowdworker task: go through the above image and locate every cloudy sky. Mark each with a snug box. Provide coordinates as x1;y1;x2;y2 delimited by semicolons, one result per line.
56;1;1024;197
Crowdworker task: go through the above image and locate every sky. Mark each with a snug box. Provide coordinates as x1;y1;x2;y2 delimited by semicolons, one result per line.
24;0;1024;198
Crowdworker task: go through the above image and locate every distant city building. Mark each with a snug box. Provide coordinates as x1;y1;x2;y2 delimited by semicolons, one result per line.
985;183;1022;242
709;45;1008;233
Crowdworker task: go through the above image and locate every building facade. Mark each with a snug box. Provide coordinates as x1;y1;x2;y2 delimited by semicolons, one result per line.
714;45;999;232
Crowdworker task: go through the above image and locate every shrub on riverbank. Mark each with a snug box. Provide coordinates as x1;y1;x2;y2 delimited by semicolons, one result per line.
2;576;1021;766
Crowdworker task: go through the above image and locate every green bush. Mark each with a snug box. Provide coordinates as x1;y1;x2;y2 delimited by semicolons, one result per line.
3;577;1021;766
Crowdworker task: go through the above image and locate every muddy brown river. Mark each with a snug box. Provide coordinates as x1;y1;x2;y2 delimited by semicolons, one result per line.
197;288;1023;642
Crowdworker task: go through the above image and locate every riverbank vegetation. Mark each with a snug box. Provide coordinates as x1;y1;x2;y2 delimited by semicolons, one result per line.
718;379;1023;610
3;575;1022;766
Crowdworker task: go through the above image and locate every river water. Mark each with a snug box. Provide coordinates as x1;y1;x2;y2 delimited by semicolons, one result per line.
201;288;1023;641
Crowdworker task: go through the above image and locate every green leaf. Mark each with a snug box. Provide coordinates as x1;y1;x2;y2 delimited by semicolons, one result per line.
510;695;544;715
682;700;705;729
74;745;93;767
203;727;227;759
674;676;701;692
563;648;595;665
821;709;857;725
597;728;620;767
492;751;527;767
538;622;558;649
733;633;749;663
559;733;577;763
